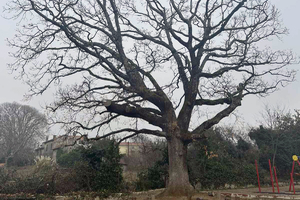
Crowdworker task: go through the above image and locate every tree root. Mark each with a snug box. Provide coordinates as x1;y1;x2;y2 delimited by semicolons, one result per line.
155;186;195;200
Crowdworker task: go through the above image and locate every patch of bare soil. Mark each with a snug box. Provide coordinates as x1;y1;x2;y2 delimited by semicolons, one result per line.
108;189;217;200
110;185;300;200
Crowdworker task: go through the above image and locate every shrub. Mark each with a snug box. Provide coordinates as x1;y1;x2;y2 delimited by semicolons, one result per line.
199;159;235;189
56;149;82;167
234;163;257;186
135;146;168;191
135;163;167;191
187;128;263;190
0;159;59;195
0;168;17;193
56;139;123;193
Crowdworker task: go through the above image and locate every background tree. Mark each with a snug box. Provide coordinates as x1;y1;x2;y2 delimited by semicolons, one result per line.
188;127;258;189
0;102;48;166
6;0;295;197
249;109;300;178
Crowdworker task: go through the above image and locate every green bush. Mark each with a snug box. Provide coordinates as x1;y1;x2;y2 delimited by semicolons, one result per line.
56;149;82;167
0;160;59;195
56;139;123;193
234;163;257;186
199;159;235;189
135;146;168;191
0;168;16;193
0;139;123;195
135;164;168;191
187;127;263;189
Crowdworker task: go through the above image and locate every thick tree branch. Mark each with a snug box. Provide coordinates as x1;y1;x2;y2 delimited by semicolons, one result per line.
103;100;165;128
195;98;232;106
191;91;243;136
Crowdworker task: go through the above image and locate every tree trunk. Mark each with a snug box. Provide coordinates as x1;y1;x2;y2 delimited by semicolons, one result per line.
4;157;9;167
157;136;194;199
4;155;12;168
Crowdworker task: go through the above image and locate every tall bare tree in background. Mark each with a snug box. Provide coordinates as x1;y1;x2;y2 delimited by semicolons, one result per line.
6;0;296;197
0;102;47;166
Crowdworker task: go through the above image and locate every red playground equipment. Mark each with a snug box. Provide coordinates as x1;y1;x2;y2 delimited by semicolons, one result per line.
289;155;300;194
255;155;300;195
255;159;280;193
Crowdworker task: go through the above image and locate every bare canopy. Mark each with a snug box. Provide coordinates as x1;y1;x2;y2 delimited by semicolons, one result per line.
0;102;48;165
6;0;295;197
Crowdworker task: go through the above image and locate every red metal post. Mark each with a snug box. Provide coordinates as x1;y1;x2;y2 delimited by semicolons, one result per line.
269;159;275;193
291;173;295;195
289;161;295;192
255;160;261;193
273;166;280;193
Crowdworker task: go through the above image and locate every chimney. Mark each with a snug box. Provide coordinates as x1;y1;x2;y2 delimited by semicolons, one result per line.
46;135;49;141
53;135;56;140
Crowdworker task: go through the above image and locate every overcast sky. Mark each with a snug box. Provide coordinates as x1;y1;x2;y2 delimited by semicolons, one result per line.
0;0;299;135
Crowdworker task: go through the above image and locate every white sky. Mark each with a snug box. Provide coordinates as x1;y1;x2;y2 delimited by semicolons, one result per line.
0;0;299;135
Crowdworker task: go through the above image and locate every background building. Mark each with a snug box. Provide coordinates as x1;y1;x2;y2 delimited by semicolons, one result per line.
35;135;87;162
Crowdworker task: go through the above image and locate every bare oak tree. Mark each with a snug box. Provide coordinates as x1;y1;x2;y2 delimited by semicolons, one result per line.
6;0;296;197
0;102;47;166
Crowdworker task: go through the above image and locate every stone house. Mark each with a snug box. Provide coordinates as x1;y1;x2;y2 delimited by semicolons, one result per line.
35;135;87;162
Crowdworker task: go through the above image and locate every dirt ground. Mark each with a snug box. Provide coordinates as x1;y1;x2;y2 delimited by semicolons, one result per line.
117;185;300;200
0;186;299;200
